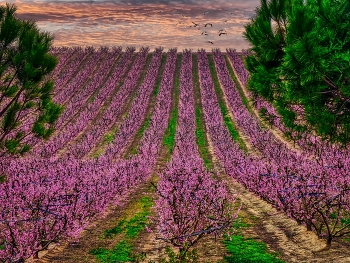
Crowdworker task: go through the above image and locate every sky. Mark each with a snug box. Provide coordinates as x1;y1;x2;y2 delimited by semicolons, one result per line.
4;0;261;51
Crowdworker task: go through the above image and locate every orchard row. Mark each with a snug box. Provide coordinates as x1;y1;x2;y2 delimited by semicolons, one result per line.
1;47;349;262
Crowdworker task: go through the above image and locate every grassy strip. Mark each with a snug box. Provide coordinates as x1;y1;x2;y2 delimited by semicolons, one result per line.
192;53;214;170
89;196;153;262
162;53;182;160
222;218;285;263
207;54;247;152
126;53;168;157
223;55;251;114
127;118;151;156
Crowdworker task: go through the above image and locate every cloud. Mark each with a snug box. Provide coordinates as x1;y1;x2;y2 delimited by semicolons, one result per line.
5;0;258;51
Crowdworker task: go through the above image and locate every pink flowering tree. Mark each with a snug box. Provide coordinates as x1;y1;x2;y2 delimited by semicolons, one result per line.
153;164;240;258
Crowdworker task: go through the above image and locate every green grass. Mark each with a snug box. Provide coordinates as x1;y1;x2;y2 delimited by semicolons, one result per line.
88;95;96;103
162;54;182;159
89;196;153;262
222;218;285;263
92;149;104;158
223;236;285;263
128;118;151;155
153;54;168;97
90;241;134;262
0;174;6;184
207;54;248;152
104;132;114;143
104;220;126;238
192;53;214;170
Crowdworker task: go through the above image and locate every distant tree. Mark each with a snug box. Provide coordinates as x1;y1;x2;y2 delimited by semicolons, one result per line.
243;0;350;144
0;3;62;155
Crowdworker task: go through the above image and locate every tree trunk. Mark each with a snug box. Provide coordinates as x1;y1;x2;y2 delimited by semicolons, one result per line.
326;234;332;249
306;220;312;231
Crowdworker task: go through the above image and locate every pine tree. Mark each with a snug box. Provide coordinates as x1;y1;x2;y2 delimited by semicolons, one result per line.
244;0;350;144
243;0;291;101
0;3;62;155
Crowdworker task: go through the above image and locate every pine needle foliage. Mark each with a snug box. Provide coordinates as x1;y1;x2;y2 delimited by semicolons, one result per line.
243;0;350;144
0;3;62;155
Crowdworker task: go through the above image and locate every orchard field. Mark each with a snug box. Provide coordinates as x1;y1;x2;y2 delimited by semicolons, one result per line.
1;46;350;263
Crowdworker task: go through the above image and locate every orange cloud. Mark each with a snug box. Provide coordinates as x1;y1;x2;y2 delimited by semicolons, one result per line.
3;0;258;51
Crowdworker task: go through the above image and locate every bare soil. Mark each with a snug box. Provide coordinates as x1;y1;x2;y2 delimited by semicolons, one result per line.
222;174;350;263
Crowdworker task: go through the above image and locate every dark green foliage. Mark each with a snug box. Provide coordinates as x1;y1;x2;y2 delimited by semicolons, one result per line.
244;0;350;144
243;0;290;101
0;3;62;155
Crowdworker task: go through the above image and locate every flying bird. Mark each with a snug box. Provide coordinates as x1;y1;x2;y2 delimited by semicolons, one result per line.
201;31;208;35
192;22;200;27
203;11;210;15
204;23;213;27
219;32;227;36
207;41;214;44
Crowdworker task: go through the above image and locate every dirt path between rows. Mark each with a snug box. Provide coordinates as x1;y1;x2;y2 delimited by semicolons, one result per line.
221;174;350;263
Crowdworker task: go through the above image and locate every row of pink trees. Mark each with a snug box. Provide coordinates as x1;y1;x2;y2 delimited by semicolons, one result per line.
19;47;120;151
153;49;240;259
33;47;132;157
204;48;350;248
104;47;163;160
226;48;350;166
0;47;170;262
65;47;150;158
